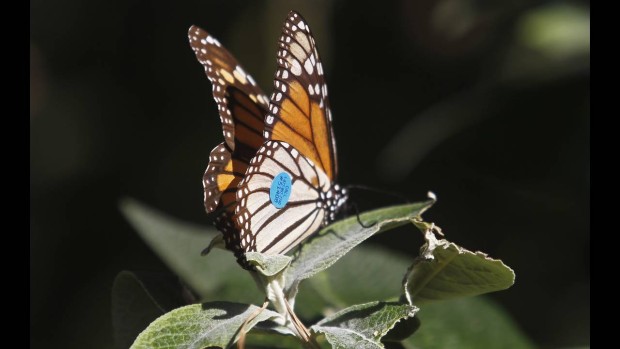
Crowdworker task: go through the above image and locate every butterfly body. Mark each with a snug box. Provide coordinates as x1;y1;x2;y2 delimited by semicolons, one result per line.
189;11;346;269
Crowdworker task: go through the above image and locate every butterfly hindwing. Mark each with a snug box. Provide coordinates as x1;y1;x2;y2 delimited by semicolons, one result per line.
203;143;237;212
235;141;331;254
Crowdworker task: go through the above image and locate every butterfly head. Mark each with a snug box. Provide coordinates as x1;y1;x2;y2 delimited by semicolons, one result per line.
323;184;349;224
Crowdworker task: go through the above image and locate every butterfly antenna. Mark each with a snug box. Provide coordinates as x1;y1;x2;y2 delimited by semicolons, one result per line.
344;184;410;228
350;202;376;228
346;184;410;203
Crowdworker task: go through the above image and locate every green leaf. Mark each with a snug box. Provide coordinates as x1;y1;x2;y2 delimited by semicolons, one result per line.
112;271;196;348
245;252;292;277
294;246;412;319
382;316;421;343
119;198;261;304
403;230;515;304
312;301;419;349
403;297;535;349
243;252;293;318
286;200;435;296
131;302;285;349
243;331;305;349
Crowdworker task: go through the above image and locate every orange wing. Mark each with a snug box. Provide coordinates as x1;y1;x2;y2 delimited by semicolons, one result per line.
263;11;338;180
188;25;269;268
189;25;269;213
232;11;348;260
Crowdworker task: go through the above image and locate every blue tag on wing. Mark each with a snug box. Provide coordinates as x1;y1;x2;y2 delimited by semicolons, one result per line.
270;172;292;209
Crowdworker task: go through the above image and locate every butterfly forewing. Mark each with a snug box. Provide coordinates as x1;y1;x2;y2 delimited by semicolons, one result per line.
233;11;348;258
188;25;269;266
189;26;269;150
263;11;338;180
188;25;269;211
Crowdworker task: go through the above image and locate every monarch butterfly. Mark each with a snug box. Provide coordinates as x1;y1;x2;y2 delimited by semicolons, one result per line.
189;11;347;269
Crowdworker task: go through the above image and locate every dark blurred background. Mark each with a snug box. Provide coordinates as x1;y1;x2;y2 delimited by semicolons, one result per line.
30;0;589;348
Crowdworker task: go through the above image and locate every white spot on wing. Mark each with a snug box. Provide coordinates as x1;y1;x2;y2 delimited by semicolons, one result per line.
289;58;302;76
233;66;248;84
304;58;314;74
